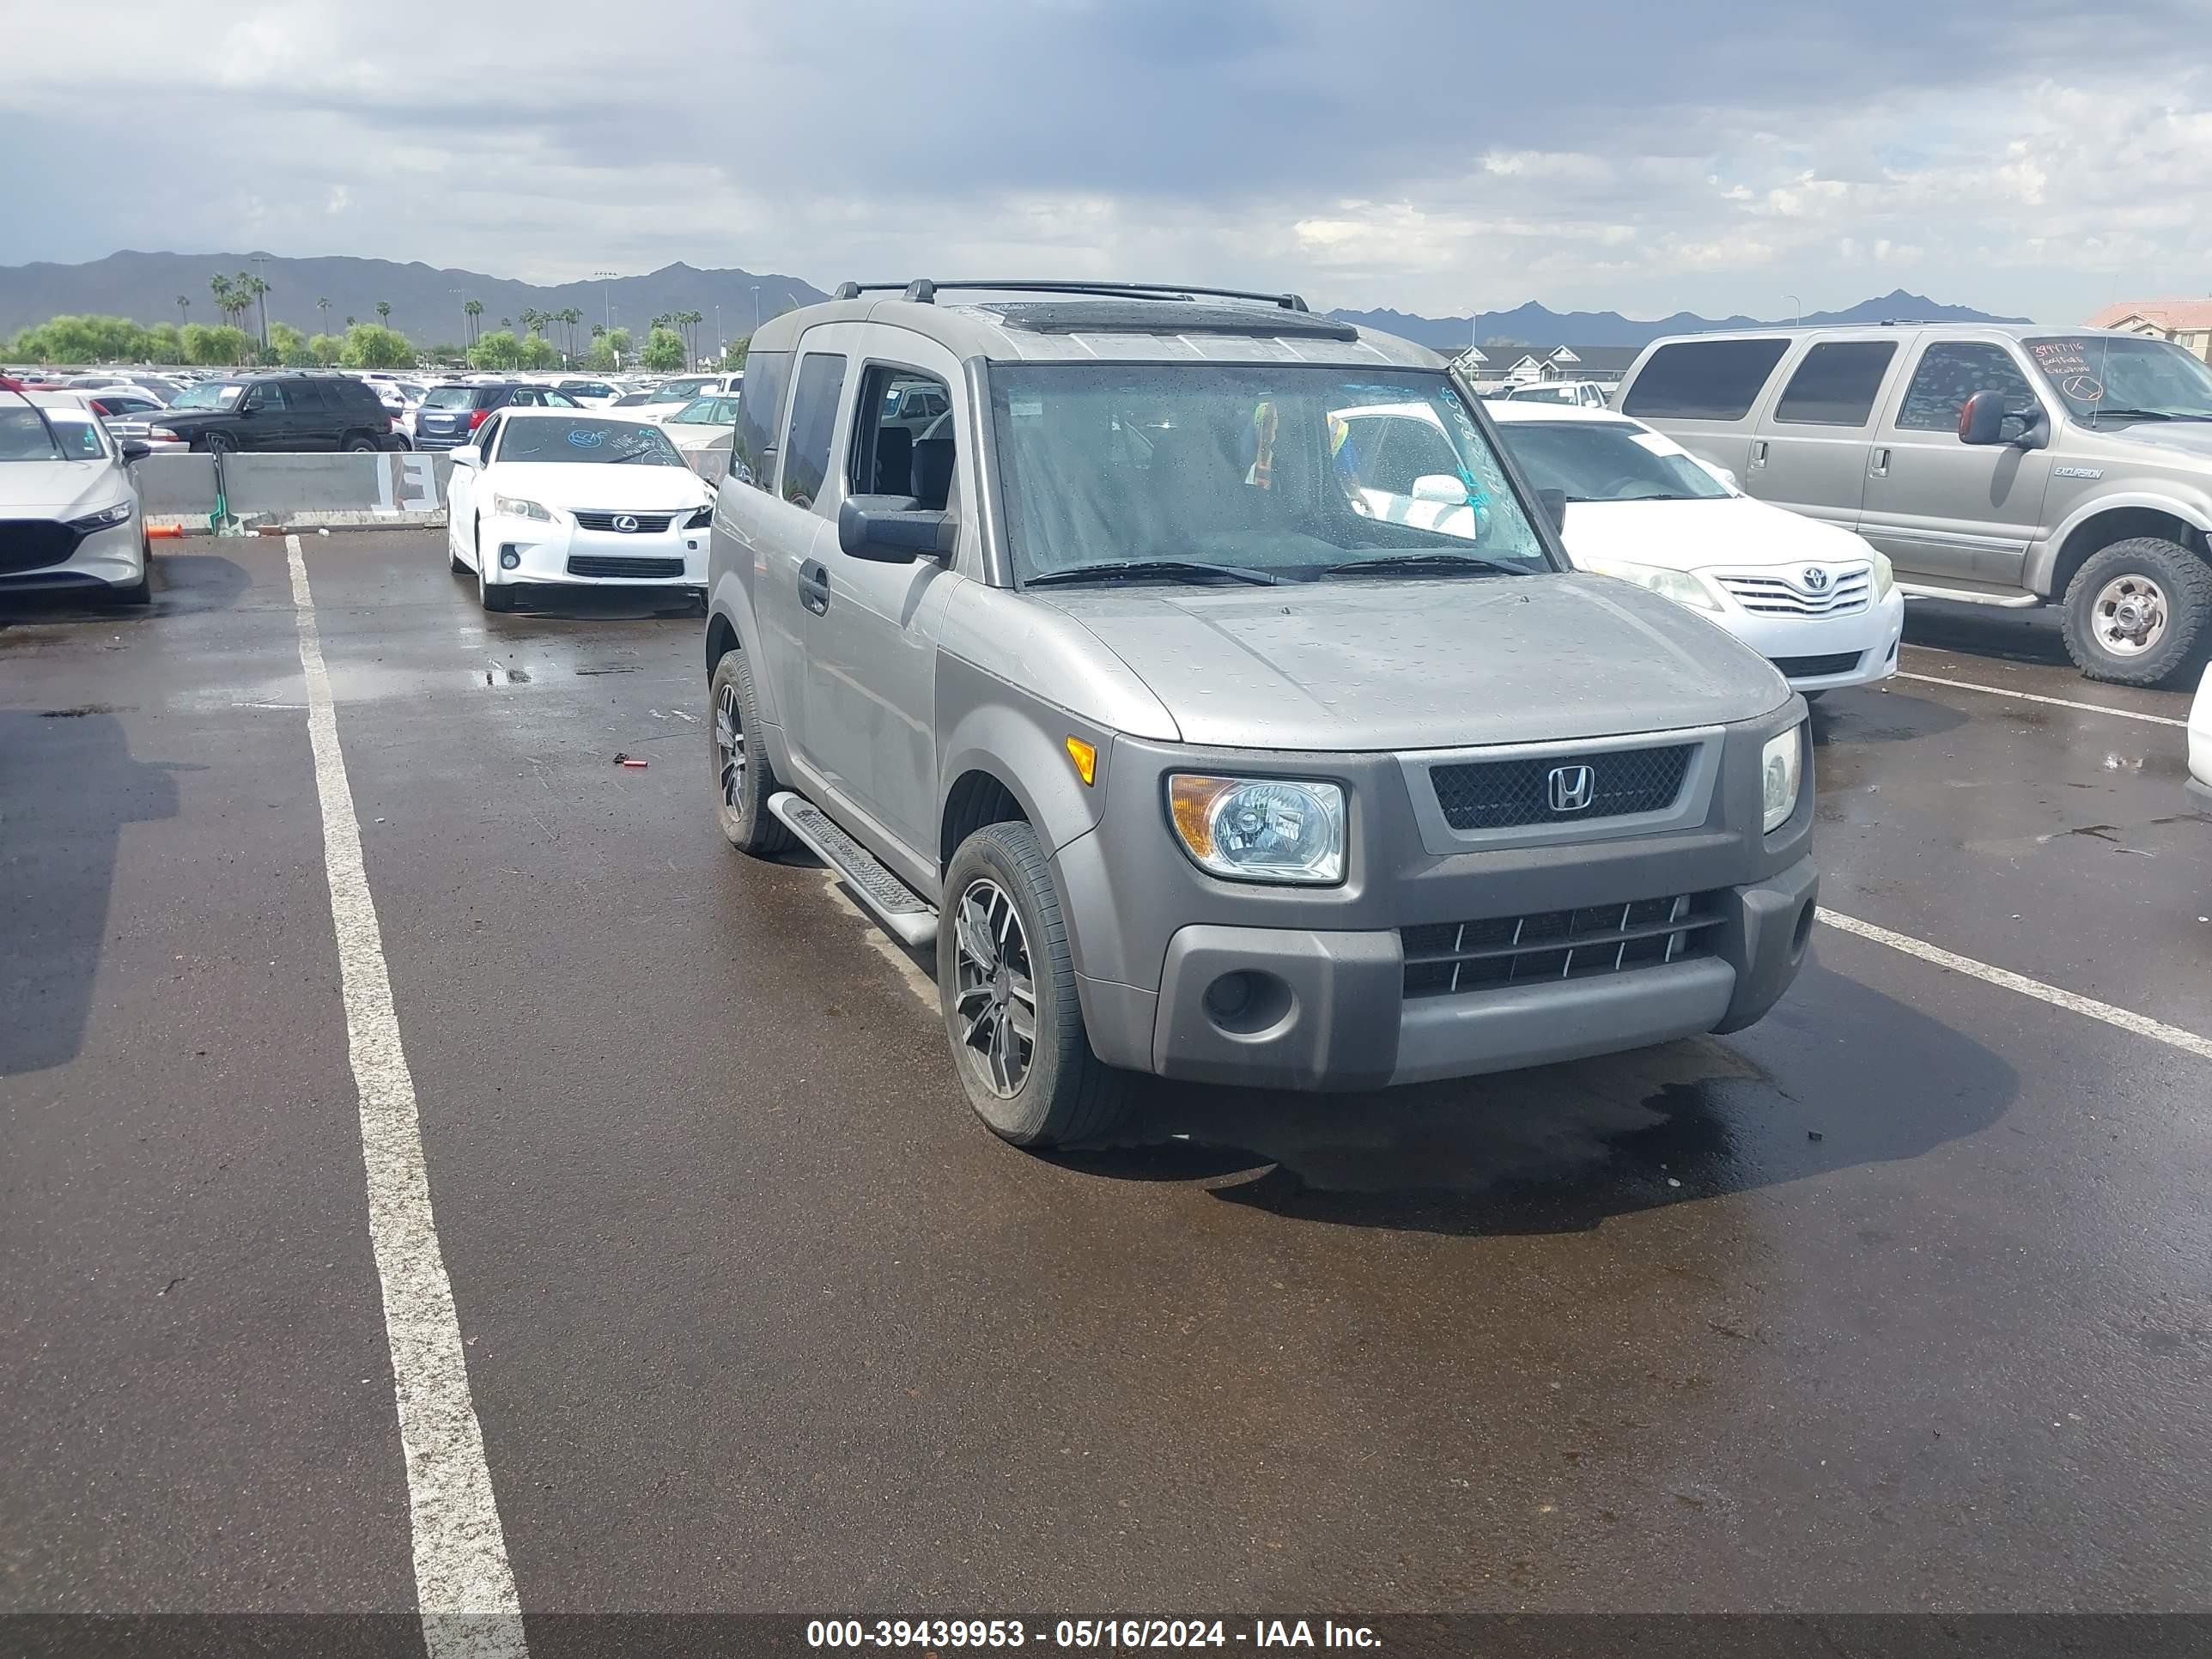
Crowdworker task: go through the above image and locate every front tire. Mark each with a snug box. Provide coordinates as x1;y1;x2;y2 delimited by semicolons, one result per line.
476;523;514;612
939;821;1135;1148
112;544;152;606
2060;538;2212;686
343;434;379;453
708;650;795;855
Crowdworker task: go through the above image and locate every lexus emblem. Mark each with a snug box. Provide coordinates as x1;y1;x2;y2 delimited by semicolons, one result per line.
1802;566;1830;592
612;514;641;533
1547;763;1595;813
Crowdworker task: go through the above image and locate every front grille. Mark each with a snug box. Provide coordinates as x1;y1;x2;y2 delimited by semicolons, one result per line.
1431;744;1693;830
1716;568;1870;617
573;511;674;533
0;520;82;574
1402;893;1724;998
565;555;686;579
1771;651;1863;678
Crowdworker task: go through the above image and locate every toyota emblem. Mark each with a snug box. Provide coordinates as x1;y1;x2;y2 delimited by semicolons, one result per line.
1802;566;1830;592
612;514;641;533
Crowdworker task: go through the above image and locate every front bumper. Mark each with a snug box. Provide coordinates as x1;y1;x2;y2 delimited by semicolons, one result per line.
481;513;709;589
1132;859;1815;1089
0;514;145;592
1711;586;1905;691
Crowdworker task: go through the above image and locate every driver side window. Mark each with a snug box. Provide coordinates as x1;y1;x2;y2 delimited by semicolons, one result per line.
477;416;503;461
1896;343;2035;432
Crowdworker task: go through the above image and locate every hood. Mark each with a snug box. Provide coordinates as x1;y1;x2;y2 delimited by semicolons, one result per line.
2101;420;2212;463
1560;494;1874;574
1036;572;1789;750
496;462;711;508
0;459;127;517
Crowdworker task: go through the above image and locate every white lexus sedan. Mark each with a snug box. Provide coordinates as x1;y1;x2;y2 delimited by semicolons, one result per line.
1;392;150;604
1488;401;1905;695
445;410;717;612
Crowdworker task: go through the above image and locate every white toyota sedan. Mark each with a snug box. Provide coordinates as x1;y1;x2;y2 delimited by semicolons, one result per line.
445;410;716;612
1487;401;1905;695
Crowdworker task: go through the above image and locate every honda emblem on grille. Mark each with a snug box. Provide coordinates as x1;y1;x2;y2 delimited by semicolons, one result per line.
1802;566;1830;592
1547;764;1595;812
612;514;641;533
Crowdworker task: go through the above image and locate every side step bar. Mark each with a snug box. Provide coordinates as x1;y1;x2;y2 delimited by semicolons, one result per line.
1895;581;2041;609
768;792;939;948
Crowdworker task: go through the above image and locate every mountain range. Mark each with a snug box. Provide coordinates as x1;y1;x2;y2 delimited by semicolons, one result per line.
0;251;2031;350
0;250;829;344
1325;290;2033;349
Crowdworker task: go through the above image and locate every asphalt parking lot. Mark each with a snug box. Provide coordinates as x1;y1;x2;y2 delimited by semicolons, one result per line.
3;533;2209;1626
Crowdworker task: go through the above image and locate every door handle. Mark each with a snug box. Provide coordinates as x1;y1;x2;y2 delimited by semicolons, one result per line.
1751;441;1768;466
798;559;830;616
1870;447;1890;478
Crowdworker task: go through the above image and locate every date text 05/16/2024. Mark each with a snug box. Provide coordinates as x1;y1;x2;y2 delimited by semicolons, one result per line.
805;1619;1382;1649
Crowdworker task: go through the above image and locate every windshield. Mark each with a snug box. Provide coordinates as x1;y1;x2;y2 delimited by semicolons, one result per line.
2026;336;2212;422
1495;418;1731;503
0;407;106;462
672;397;738;425
657;379;710;400
497;417;683;465
170;381;244;410
989;365;1551;584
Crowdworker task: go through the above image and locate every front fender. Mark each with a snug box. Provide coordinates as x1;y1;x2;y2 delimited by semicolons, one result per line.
935;653;1112;860
2028;486;2212;594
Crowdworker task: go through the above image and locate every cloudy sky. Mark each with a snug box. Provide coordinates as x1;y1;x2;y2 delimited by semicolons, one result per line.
5;0;2207;322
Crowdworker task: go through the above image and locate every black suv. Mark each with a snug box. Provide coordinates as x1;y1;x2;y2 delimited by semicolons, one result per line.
148;373;398;454
412;383;581;451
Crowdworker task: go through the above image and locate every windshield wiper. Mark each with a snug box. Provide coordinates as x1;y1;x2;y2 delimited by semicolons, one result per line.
1320;551;1528;580
1024;558;1283;589
2087;406;2184;424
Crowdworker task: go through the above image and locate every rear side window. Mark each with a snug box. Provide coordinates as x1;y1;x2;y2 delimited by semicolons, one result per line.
1622;339;1790;422
290;381;331;410
1772;342;1898;426
1896;343;2036;432
780;353;847;509
731;350;793;491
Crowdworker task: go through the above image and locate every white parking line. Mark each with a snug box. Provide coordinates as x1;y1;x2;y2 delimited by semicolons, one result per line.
1894;668;2187;728
1819;908;2212;1062
286;536;529;1659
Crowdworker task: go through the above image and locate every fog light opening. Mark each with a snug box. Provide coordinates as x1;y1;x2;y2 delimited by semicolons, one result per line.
499;547;521;570
1202;969;1295;1037
1790;901;1816;963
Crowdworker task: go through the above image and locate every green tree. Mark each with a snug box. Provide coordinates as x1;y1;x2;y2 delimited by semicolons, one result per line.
467;330;524;370
605;326;632;359
559;307;582;360
339;322;416;369
583;337;617;373
240;272;271;347
269;322;314;367
145;322;185;363
208;274;234;336
176;295;191;328
319;296;331;331
465;298;483;345
726;335;750;368
640;326;685;372
516;335;560;370
307;332;345;367
183;324;251;366
375;301;392;326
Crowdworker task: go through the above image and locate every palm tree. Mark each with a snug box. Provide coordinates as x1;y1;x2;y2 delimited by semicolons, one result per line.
375;301;392;327
465;298;483;345
560;306;582;360
176;295;190;327
499;318;511;332
209;273;233;328
240;273;271;351
319;296;331;332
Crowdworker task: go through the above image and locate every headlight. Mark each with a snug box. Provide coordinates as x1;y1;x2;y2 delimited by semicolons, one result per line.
1869;551;1895;599
1579;557;1722;612
684;504;713;529
492;494;554;521
1168;775;1345;884
70;501;135;531
1761;724;1805;833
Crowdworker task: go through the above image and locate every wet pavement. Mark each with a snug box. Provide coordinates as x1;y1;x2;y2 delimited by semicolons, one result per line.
3;535;2209;1618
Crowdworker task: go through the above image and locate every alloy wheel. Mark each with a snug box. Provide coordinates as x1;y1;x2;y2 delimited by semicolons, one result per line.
714;681;744;808
952;878;1036;1098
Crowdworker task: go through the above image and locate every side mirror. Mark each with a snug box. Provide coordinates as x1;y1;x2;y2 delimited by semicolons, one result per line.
450;446;482;467
1958;389;2009;446
839;494;954;563
1536;487;1569;531
1410;473;1470;505
118;440;151;463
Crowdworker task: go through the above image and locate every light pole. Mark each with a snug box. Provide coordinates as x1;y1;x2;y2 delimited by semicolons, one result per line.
750;285;761;335
594;271;617;330
1785;293;1802;325
714;304;723;359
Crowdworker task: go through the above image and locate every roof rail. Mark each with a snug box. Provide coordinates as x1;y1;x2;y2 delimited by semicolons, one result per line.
830;279;1310;313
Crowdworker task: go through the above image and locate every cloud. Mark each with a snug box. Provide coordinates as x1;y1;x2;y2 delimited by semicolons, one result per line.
1;0;2207;322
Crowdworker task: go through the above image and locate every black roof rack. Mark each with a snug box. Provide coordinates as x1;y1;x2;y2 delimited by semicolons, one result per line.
830;279;1310;313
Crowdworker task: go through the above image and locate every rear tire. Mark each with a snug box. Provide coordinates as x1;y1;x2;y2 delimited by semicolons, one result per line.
939;821;1136;1149
2060;538;2212;687
708;649;795;855
343;434;379;453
